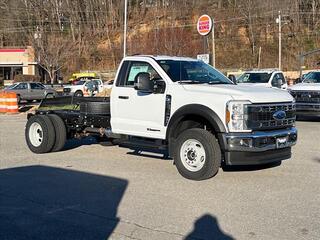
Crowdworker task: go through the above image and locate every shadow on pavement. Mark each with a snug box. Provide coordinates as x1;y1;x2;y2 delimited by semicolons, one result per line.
222;161;282;172
314;157;320;163
126;150;171;160
63;136;98;151
0;166;128;240
185;214;234;240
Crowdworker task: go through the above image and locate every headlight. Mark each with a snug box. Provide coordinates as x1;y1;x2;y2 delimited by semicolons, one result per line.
226;100;251;132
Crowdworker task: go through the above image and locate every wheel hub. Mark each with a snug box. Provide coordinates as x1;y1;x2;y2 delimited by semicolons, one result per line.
180;139;206;172
29;122;43;147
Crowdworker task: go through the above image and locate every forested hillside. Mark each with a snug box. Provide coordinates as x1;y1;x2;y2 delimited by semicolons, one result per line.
1;0;320;78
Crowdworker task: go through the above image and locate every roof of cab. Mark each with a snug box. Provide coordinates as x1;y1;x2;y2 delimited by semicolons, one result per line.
125;55;198;62
243;68;281;74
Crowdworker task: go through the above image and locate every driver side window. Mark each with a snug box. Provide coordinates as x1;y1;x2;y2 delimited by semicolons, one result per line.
123;62;159;87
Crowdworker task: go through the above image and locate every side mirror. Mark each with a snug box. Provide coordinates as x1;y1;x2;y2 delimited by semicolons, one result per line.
277;79;283;88
272;79;283;88
134;72;153;92
228;74;237;84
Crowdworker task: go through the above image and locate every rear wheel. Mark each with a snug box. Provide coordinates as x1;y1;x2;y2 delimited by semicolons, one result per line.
173;128;221;180
17;95;21;104
25;115;56;153
48;114;67;152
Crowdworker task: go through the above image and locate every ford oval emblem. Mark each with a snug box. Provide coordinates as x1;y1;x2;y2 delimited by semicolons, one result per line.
273;110;286;120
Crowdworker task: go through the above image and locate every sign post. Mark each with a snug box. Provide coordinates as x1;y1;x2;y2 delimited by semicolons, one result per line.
197;15;215;67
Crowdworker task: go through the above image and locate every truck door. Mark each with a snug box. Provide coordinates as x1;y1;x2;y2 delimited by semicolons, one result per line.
111;60;167;139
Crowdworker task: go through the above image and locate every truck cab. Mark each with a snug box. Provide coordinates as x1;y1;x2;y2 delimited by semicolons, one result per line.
25;55;297;181
236;69;288;90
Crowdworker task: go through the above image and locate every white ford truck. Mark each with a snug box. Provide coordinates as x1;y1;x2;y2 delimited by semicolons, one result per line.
63;79;104;97
25;56;297;180
288;71;320;117
236;69;288;89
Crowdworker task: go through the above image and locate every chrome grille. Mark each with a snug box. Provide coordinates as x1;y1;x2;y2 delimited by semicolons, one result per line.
246;103;296;131
63;88;71;93
290;90;320;103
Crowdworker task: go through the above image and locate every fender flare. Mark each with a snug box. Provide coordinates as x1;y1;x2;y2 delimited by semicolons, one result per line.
166;104;227;141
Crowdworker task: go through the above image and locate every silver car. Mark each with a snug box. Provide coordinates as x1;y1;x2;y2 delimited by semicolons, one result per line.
5;82;56;103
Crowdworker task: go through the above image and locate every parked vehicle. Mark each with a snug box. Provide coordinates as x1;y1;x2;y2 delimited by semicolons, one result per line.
25;56;297;180
288;71;320;117
68;72;97;84
104;80;114;90
63;79;104;97
236;69;288;89
5;82;56;103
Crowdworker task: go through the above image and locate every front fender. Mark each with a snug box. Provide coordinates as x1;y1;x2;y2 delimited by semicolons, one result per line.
166;104;226;140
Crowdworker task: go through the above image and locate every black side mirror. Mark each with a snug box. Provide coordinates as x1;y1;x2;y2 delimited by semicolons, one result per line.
134;72;153;92
228;74;237;84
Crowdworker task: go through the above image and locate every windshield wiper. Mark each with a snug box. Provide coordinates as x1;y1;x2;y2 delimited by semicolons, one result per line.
177;80;202;84
206;81;230;85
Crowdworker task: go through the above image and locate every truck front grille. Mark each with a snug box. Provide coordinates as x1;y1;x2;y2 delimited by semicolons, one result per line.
246;102;296;131
290;90;320;103
63;88;71;93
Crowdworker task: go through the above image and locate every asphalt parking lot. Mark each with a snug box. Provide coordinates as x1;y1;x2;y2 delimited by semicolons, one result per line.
0;114;319;240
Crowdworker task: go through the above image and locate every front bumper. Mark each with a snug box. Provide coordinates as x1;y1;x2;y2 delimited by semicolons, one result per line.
295;103;320;117
219;127;297;165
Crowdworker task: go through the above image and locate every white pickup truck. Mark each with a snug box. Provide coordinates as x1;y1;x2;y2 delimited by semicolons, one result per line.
25;56;297;180
236;69;288;89
288;71;320;117
63;79;104;97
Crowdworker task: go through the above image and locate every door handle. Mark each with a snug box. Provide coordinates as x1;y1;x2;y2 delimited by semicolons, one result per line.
118;96;129;99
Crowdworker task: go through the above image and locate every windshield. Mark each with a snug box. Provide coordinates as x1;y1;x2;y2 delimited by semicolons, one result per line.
157;60;232;84
303;72;320;83
75;80;86;85
237;72;271;83
6;83;18;89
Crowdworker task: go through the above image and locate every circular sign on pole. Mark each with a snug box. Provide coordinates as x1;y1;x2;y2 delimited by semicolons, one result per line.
197;14;212;36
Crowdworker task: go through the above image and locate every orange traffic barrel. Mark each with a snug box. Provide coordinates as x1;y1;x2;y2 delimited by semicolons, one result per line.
0;92;6;113
6;92;19;114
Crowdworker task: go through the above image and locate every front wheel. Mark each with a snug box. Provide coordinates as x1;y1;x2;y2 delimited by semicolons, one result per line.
173;128;221;180
74;91;83;97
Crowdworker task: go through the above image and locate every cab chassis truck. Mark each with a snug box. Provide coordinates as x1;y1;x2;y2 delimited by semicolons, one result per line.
25;56;298;180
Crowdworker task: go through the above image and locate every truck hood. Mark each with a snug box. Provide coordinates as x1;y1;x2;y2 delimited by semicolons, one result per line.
288;83;320;91
182;84;293;103
237;82;270;88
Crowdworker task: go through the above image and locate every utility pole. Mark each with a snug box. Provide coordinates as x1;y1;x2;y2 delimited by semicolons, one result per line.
212;19;215;68
276;11;282;70
123;0;127;58
258;46;262;68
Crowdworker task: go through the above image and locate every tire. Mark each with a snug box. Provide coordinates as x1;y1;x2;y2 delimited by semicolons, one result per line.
173;128;221;180
48;114;67;152
80;102;110;115
74;91;83;97
25;115;56;154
